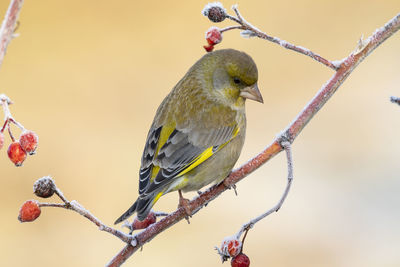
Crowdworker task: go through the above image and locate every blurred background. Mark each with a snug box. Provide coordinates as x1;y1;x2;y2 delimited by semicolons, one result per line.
0;0;399;266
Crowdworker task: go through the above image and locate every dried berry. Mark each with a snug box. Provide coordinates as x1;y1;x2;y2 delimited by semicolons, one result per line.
221;236;242;258
7;141;27;166
202;3;227;22
132;212;157;230
19;130;38;155
0;132;4;150
231;253;250;267
18;200;41;222
34;176;56;198
205;27;222;45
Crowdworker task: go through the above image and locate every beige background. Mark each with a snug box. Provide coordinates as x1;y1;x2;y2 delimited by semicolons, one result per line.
0;0;399;266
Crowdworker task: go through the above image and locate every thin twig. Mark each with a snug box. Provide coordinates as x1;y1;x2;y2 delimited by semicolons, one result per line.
107;12;400;267
0;0;24;69
226;5;338;70
37;179;135;245
220;25;243;33
235;140;293;239
0;95;25;132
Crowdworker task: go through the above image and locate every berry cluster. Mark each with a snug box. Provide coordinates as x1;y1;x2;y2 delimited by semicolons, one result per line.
6;130;38;166
0;95;38;166
202;3;226;52
18;176;56;222
217;236;251;267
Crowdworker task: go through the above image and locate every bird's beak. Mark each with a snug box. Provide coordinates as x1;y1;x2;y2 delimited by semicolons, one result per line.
240;83;264;103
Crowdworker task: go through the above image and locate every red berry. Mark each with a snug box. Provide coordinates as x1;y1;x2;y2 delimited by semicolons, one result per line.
132;212;157;230
0;132;4;150
231;253;250;267
221;236;242;258
18;200;41;222
19;130;38;155
7;141;27;166
205;27;222;45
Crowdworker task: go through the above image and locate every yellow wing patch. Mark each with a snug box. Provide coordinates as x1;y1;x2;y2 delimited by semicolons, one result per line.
177;127;239;177
152;191;164;205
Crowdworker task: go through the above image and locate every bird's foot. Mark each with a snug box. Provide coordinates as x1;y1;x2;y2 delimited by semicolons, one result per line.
178;190;192;224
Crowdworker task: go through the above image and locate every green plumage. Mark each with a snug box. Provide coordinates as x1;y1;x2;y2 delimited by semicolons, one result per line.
115;49;262;224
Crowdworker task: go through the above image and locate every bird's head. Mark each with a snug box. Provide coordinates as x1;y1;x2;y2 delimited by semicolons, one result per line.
202;49;263;107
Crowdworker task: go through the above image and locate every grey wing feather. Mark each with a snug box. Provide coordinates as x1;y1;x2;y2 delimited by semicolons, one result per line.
139;125;237;198
138;125;162;195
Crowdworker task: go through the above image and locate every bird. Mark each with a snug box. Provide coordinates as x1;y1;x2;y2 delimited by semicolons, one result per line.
115;49;263;224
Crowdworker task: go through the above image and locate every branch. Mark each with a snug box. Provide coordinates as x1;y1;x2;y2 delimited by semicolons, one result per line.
203;3;338;69
229;5;339;70
20;176;136;245
0;0;23;69
108;11;400;267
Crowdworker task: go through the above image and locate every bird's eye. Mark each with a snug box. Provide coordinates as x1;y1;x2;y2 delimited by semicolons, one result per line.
233;77;241;84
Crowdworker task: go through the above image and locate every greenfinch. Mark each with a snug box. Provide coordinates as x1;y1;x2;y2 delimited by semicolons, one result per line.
115;49;263;224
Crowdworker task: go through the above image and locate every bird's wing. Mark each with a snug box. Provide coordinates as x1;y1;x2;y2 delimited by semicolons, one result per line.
138;122;239;198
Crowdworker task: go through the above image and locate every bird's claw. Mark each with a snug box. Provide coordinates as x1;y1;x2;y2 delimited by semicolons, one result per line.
178;190;192;223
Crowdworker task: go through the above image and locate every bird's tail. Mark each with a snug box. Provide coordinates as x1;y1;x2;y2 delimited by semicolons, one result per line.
114;200;138;225
114;191;163;224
